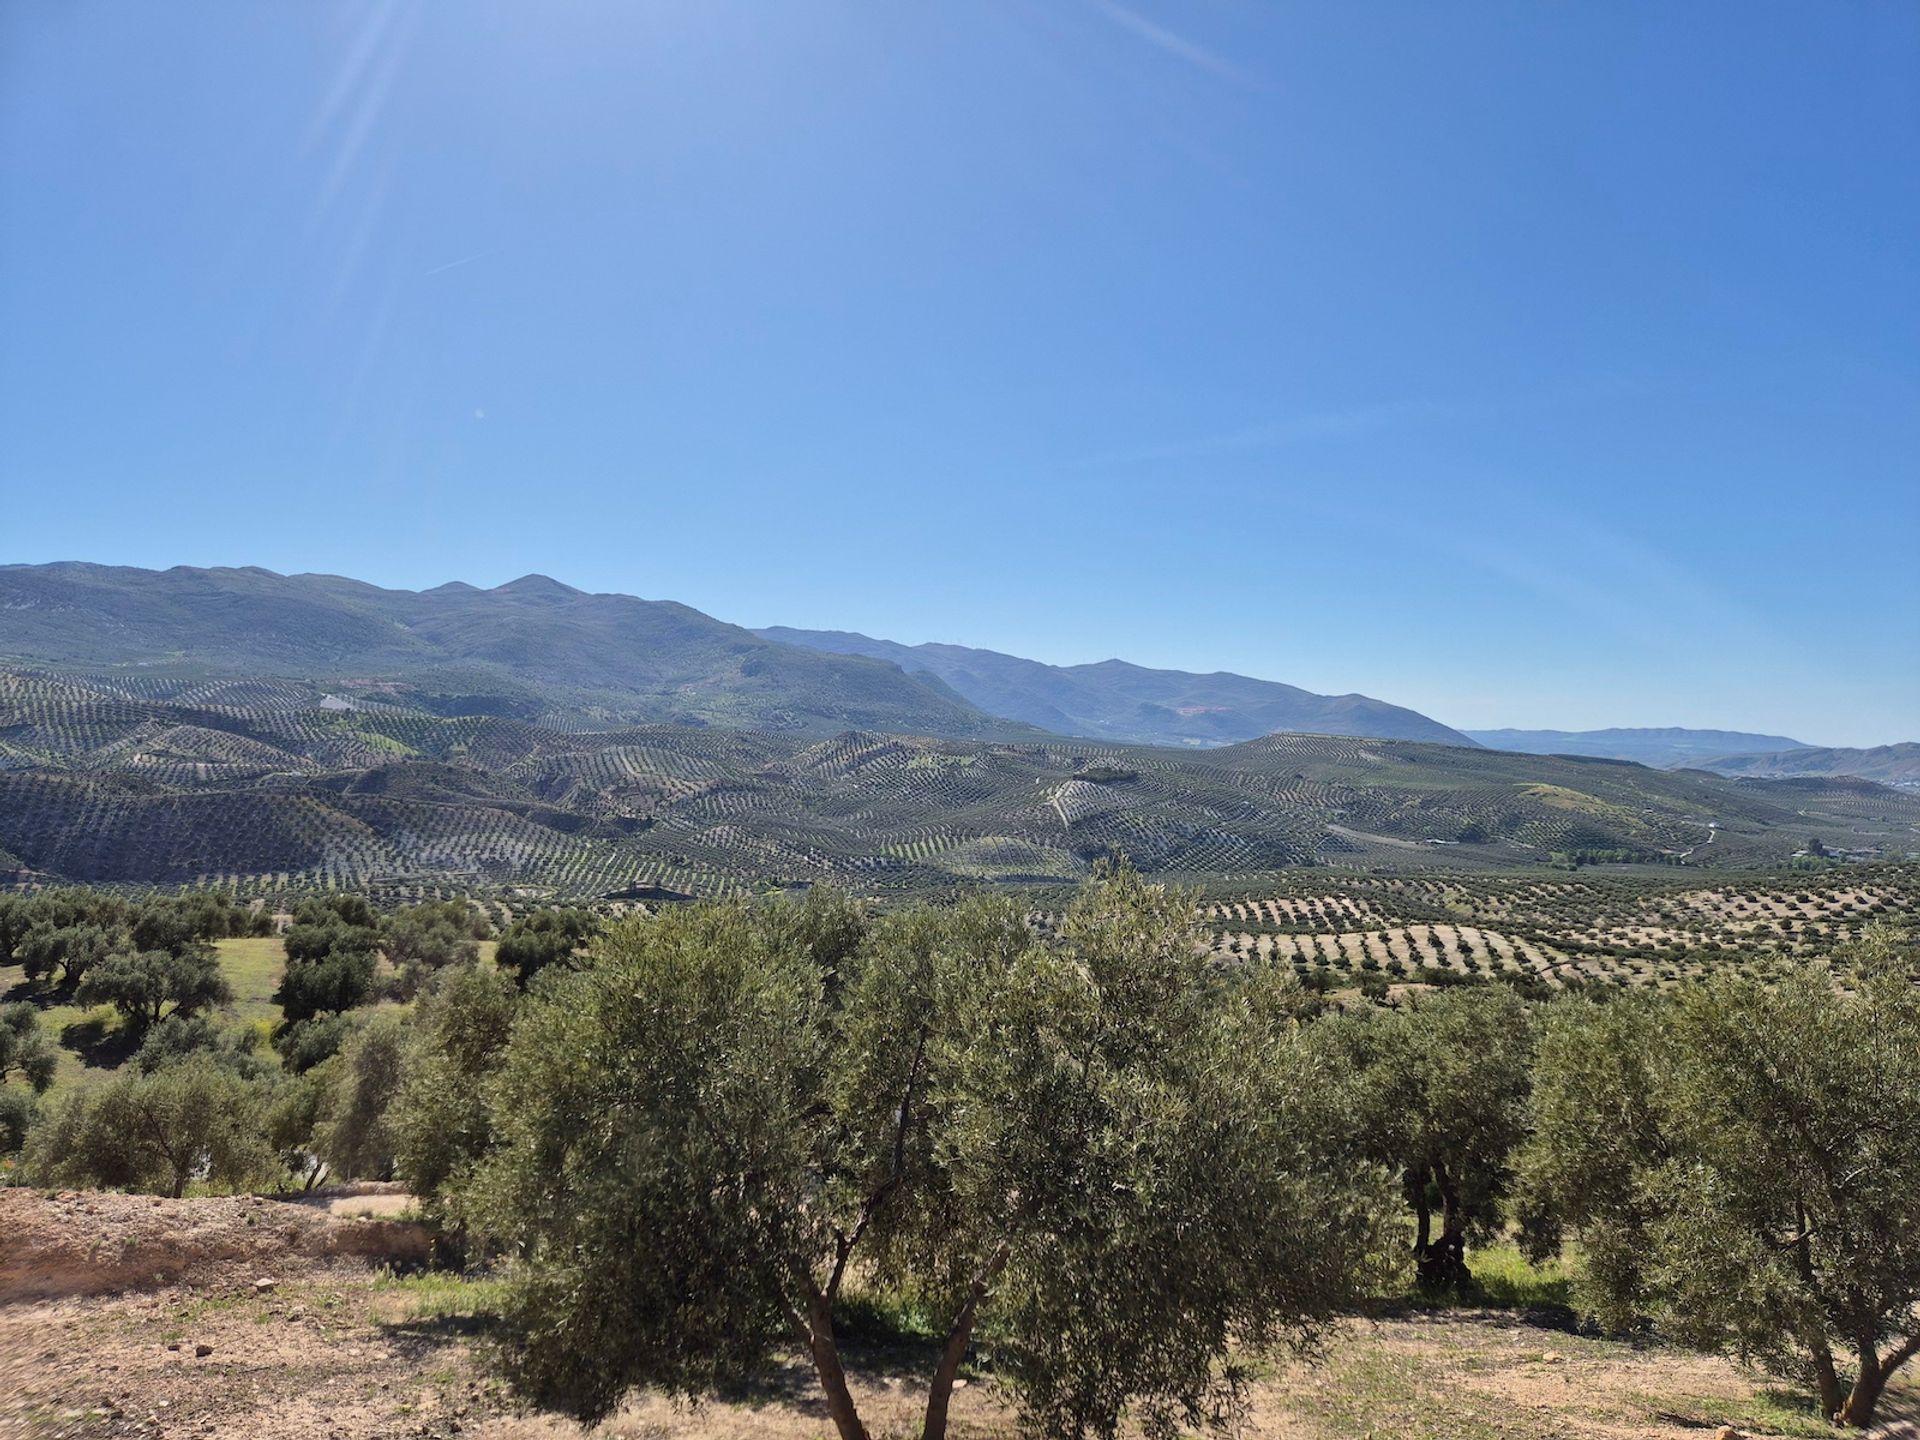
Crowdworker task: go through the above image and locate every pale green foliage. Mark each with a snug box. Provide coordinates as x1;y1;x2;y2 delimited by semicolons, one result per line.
463;901;824;1418
25;1055;279;1197
312;1011;410;1181
1520;924;1920;1427
952;865;1398;1440
0;1002;57;1092
391;961;520;1206
461;863;1397;1440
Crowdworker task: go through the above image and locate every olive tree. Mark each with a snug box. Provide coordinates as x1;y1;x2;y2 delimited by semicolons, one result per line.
78;942;232;1039
493;906;598;986
463;864;1395;1440
0;1003;56;1156
311;1011;410;1181
1521;926;1920;1429
380;900;488;998
26;1055;280;1198
1318;984;1535;1289
273;901;381;1069
391;961;520;1207
0;1002;57;1093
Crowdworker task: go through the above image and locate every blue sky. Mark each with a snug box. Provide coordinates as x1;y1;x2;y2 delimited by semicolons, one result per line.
2;2;1914;745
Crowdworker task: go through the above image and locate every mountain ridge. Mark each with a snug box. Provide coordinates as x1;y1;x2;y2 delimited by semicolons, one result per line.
1467;726;1814;768
1694;743;1920;789
0;562;1028;740
755;625;1476;749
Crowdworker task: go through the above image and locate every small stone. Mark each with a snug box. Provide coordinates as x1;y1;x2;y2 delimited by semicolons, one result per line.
165;1342;181;1352
253;1277;277;1294
1538;1351;1566;1364
1715;1428;1743;1440
193;1344;213;1358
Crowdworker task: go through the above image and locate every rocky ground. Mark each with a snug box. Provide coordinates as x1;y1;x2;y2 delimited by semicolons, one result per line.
2;1189;1914;1440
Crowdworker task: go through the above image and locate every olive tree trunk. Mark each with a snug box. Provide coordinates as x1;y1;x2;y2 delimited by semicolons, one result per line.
922;1244;1010;1440
1835;1334;1920;1429
798;1294;869;1440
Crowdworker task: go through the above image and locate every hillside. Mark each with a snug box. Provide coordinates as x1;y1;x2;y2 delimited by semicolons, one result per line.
0;563;1021;739
1467;726;1810;767
757;626;1475;747
1;668;1912;894
1695;742;1920;788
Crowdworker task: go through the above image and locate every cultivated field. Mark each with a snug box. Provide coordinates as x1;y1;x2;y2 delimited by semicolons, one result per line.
3;669;1914;897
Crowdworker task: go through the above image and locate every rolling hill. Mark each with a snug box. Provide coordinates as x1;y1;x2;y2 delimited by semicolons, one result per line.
756;627;1475;748
2;668;1912;894
1467;727;1811;768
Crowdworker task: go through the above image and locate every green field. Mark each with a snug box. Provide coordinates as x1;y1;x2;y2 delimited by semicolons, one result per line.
2;934;286;1090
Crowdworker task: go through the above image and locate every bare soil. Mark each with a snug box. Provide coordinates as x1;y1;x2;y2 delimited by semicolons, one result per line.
2;1191;1914;1440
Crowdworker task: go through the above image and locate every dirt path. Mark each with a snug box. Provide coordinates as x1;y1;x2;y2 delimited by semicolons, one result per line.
3;1191;1915;1440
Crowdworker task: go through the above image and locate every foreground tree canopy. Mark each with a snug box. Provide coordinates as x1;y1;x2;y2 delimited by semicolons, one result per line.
5;872;1915;1434
1522;923;1920;1428
460;863;1398;1440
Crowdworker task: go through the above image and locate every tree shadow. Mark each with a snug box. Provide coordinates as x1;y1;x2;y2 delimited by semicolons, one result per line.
60;1012;138;1070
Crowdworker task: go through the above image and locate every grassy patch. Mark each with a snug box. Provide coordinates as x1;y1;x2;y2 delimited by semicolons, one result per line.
1277;1345;1532;1440
1390;1242;1576;1315
1462;1243;1574;1310
368;1269;510;1323
213;935;287;1029
1622;1383;1835;1439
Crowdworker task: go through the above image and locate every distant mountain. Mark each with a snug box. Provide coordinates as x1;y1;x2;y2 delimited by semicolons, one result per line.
1694;743;1920;788
1468;727;1811;768
755;628;1476;748
0;563;1024;739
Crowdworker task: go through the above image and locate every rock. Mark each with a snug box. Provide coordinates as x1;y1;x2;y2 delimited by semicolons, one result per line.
1538;1351;1566;1364
253;1277;277;1294
193;1343;213;1358
165;1342;180;1352
1715;1428;1744;1440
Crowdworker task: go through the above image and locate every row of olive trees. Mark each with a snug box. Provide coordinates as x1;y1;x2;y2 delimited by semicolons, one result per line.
375;874;1915;1436
7;869;1915;1433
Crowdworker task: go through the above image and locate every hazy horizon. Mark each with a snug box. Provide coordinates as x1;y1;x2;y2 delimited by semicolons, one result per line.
3;3;1915;745
2;555;1908;749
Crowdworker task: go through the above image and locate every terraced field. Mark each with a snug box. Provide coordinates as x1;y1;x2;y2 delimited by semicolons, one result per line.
2;669;1915;898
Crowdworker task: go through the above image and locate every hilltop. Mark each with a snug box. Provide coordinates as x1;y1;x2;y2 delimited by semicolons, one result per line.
758;625;1475;748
